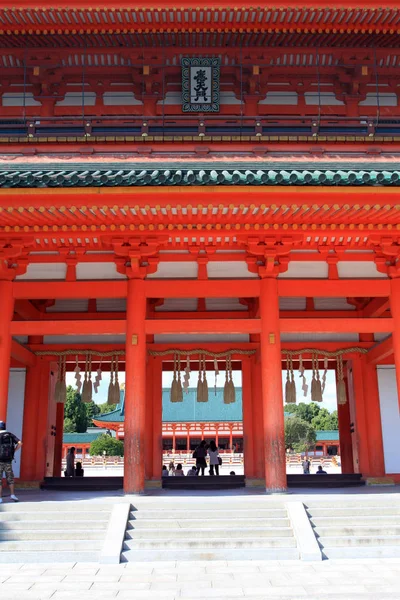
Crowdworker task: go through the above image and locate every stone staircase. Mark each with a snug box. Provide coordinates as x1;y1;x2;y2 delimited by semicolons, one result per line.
121;500;299;562
306;498;400;559
0;502;113;562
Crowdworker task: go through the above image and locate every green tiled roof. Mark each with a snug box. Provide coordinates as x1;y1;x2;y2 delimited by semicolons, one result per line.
0;161;399;188
316;430;339;442
94;408;124;423
63;432;102;444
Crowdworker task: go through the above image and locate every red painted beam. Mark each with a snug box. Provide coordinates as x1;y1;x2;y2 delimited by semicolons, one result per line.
280;318;393;334
145;319;260;335
10;320;126;336
363;298;391;318
366;336;393;365
13;281;128;300
278;280;390;298
11;340;36;367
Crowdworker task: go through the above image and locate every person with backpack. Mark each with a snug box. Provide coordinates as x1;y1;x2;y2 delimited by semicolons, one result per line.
0;421;22;503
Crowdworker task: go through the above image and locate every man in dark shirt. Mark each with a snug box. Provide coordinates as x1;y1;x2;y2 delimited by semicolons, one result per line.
0;421;22;503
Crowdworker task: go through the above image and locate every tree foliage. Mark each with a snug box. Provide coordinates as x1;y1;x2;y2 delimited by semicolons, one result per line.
285;402;338;431
89;434;124;457
285;416;317;453
63;386;88;433
96;402;118;415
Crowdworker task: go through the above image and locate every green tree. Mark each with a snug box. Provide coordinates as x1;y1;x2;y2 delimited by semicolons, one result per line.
86;401;101;423
312;409;339;431
96;402;118;415
63;386;88;433
285;416;317;453
89;434;124;457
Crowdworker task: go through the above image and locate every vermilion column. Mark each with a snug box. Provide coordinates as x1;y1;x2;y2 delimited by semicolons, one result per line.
390;277;400;410
53;402;65;477
336;371;354;474
351;355;370;475
363;359;385;477
145;358;154;480
152;359;163;479
35;361;51;481
0;280;14;421
20;346;42;481
124;278;146;494
260;277;287;492
241;357;255;479
251;353;265;479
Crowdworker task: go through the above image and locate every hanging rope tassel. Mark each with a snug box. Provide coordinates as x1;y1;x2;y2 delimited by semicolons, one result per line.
202;355;209;403
94;360;102;395
321;357;328;395
196;355;204;403
74;355;82;394
223;355;230;404
285;356;296;403
85;355;93;403
227;355;236;404
299;353;308;397
107;357;115;405
337;355;347;405
81;355;90;403
176;355;183;403
311;354;323;402
183;354;191;394
113;356;121;405
170;354;179;403
214;357;219;396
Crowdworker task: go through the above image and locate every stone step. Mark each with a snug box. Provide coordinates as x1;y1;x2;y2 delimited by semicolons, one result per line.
130;508;288;520
0;503;112;513
125;527;294;540
0;520;108;530
0;512;110;522
318;535;400;548
0;529;105;541
311;516;400;527
121;547;300;562
123;537;297;550
0;540;103;552
315;526;400;538
306;506;400;517
0;551;99;563
320;546;400;559
127;518;291;529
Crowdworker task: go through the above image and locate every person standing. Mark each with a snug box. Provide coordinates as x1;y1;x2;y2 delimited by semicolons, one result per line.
302;457;310;474
193;440;208;476
0;421;22;503
65;447;76;477
208;440;220;476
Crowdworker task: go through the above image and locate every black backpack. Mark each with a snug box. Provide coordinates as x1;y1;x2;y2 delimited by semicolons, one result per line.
0;432;15;461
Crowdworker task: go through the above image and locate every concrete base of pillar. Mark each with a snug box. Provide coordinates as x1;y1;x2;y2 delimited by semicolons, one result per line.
245;478;265;488
145;479;162;489
266;488;289;494
365;477;395;486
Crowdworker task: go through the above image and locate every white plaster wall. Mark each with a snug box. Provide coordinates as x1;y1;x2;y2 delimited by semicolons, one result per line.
6;369;26;478
377;366;400;474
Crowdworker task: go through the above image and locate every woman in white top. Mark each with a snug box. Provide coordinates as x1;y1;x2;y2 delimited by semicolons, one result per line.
208;441;220;476
174;463;185;476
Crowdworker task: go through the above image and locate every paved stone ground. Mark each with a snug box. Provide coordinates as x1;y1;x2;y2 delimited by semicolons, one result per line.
1;559;400;600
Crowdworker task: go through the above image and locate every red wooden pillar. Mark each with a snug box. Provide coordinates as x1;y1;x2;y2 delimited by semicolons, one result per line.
337;369;354;474
390;277;400;411
145;358;154;480
53;402;65;477
215;425;219;447
241;357;255;478
186;426;190;451
35;361;51;481
152;357;163;479
124;278;146;494
229;425;233;450
251;352;265;479
363;360;385;477
20;342;42;481
260;277;287;492
0;280;14;422
350;355;370;475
